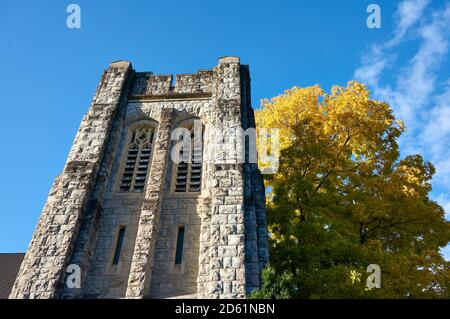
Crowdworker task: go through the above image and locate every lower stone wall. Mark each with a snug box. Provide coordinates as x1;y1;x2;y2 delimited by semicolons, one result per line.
149;196;201;298
80;194;143;298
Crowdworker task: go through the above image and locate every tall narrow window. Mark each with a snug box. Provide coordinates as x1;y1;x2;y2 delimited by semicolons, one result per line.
174;226;185;265
175;137;189;192
112;226;126;265
120;127;154;193
174;128;202;193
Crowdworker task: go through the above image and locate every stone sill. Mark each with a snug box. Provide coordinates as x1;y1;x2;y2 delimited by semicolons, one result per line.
129;92;212;102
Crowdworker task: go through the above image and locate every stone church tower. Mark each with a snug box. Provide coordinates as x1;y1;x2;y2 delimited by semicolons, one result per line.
10;57;269;299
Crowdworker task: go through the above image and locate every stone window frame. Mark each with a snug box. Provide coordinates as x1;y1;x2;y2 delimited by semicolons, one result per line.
172;224;187;273
115;119;159;195
170;118;204;195
111;225;126;265
107;223;128;274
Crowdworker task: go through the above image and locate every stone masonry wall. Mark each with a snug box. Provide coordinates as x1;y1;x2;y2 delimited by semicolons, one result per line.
11;57;268;299
149;196;201;298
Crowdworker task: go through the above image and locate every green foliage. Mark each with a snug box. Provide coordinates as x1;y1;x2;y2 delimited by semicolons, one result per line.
255;82;450;299
249;267;296;299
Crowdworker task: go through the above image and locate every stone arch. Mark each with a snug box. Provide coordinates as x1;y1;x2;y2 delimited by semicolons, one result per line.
110;117;159;194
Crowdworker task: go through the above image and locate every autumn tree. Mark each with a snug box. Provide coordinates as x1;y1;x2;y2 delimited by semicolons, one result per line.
252;82;450;298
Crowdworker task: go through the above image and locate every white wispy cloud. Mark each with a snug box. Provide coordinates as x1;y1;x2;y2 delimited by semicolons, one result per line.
356;1;450;126
354;1;450;257
386;0;430;47
422;84;450;158
435;193;450;220
354;0;431;90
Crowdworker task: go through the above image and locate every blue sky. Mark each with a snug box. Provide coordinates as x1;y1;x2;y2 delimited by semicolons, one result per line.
0;0;449;258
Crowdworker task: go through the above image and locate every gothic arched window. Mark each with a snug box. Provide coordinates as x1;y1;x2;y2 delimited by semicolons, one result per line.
119;126;155;193
174;127;203;193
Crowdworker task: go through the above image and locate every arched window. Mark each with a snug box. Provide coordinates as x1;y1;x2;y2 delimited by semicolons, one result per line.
174;127;203;193
119;126;155;193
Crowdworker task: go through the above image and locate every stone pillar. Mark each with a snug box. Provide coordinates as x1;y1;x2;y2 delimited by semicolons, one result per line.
239;64;261;294
9;61;133;299
62;63;134;298
197;197;212;298
254;171;269;271
205;57;247;298
243;169;260;293
126;108;174;298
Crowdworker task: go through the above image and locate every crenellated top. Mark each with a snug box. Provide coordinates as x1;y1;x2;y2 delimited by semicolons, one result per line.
174;70;213;95
128;56;241;100
131;73;172;96
130;70;213;98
